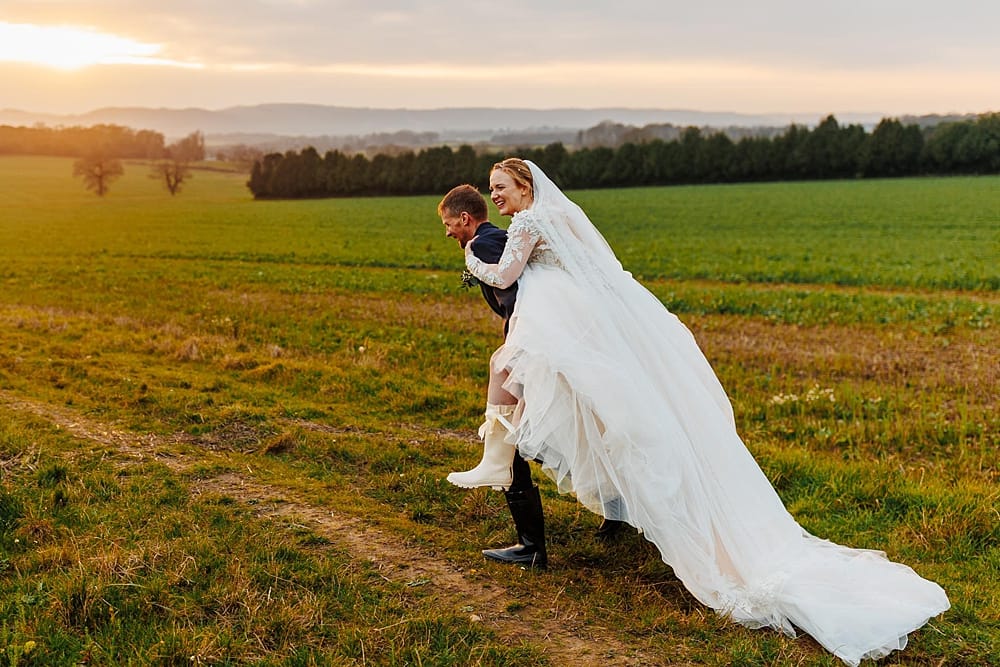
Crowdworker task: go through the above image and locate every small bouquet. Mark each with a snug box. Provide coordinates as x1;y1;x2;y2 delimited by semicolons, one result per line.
460;268;480;289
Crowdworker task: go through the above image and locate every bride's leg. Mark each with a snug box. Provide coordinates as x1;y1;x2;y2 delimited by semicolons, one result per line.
447;349;518;490
487;349;518;407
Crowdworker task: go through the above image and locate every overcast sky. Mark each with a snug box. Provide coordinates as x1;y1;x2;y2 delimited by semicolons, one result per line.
2;0;999;115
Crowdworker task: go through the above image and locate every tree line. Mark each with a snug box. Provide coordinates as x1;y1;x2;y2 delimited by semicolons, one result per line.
0;124;166;158
247;114;1000;199
0;123;205;197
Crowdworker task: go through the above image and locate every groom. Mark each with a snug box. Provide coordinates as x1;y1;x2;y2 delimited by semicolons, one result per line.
438;184;624;569
439;183;547;567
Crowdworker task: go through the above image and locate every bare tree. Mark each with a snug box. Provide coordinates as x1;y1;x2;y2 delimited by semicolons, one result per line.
150;131;204;195
150;160;191;195
73;153;124;196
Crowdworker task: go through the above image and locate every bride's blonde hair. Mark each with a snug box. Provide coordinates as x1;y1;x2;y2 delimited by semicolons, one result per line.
492;158;534;195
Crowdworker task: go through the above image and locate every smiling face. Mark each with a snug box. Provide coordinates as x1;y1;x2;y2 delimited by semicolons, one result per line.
489;167;533;217
441;210;478;248
437;184;488;249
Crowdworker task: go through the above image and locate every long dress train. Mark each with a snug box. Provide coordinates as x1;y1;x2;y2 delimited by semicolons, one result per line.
464;161;949;666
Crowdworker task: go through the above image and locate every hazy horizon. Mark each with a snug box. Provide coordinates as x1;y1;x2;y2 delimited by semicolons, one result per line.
2;1;999;117
0;102;915;119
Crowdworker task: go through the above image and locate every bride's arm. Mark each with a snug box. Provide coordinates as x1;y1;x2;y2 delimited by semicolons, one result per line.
465;219;539;289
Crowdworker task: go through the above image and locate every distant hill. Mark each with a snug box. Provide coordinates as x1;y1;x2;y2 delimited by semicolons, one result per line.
0;104;889;142
4;104;983;157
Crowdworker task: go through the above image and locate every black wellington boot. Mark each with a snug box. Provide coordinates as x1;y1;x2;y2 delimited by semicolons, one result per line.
596;496;628;541
482;484;548;569
595;518;626;541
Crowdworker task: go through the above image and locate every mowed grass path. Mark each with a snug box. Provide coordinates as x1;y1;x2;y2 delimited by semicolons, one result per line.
1;155;998;665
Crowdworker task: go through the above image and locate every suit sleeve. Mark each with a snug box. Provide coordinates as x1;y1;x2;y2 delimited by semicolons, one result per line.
470;230;505;264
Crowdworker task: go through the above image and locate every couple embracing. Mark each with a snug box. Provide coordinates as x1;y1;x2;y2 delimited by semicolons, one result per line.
436;158;948;667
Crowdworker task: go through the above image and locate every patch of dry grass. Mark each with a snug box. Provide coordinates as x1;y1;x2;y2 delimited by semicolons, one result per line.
1;159;995;664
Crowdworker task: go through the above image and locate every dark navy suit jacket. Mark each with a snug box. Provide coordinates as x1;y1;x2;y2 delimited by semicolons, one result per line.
469;221;518;337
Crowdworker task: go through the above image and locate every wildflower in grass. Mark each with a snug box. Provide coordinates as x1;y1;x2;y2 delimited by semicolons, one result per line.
804;385;836;403
769;386;835;406
769;392;798;405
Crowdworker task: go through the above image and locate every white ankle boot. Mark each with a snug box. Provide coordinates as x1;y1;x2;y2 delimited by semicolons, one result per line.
447;403;516;490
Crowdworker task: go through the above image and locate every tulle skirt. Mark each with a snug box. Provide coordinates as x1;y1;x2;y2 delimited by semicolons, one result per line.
494;262;949;666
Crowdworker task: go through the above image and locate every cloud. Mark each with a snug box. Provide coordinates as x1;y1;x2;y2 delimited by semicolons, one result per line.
1;0;999;113
8;0;1000;70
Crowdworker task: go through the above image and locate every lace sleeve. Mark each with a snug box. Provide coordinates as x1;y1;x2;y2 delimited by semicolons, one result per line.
465;214;541;289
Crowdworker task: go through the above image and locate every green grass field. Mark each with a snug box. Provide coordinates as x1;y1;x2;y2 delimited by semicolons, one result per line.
1;155;998;665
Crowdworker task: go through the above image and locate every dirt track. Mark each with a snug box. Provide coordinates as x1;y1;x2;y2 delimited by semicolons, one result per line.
2;389;671;666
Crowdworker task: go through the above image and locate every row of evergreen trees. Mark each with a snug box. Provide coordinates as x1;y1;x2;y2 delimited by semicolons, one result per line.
247;114;1000;199
0;124;166;158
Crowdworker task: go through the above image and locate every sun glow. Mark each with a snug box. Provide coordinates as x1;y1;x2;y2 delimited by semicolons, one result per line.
0;22;199;70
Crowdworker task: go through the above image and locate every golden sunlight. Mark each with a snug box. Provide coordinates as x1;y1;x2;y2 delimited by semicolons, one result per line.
0;22;198;70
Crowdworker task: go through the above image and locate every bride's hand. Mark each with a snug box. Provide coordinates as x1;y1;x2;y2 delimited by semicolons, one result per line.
465;236;479;252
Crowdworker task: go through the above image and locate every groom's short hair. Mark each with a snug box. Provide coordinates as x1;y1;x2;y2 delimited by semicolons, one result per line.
438;184;488;221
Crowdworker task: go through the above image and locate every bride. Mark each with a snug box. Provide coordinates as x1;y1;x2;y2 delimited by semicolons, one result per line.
448;158;949;665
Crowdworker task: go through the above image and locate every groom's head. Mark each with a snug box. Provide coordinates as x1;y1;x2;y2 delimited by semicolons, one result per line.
439;184;487;249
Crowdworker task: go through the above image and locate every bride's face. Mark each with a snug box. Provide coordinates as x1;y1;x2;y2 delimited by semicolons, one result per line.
489;169;531;216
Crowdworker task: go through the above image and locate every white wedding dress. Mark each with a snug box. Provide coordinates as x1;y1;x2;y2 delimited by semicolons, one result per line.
465;161;949;666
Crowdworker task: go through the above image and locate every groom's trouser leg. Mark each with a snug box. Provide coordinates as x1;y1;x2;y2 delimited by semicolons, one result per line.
509;451;532;491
